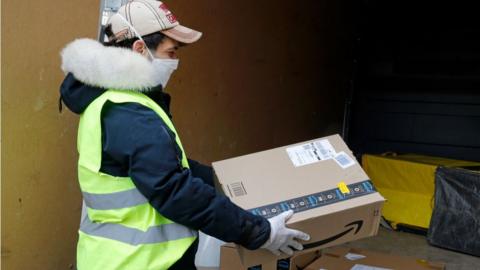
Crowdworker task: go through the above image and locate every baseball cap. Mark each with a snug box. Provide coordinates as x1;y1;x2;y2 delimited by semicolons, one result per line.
107;0;202;44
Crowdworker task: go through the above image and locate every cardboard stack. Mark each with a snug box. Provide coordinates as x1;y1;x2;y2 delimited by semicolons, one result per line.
219;243;322;270
304;247;446;270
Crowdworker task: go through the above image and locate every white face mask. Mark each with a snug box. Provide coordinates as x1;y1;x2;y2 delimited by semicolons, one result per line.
146;50;179;89
151;59;179;89
117;14;179;89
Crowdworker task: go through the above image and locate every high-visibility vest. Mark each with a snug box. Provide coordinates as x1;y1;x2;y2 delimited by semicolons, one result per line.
76;89;197;270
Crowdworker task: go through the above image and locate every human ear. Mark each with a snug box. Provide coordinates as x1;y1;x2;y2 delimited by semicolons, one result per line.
132;40;147;54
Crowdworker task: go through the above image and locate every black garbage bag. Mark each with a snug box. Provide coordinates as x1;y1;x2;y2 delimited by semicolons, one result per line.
427;167;480;257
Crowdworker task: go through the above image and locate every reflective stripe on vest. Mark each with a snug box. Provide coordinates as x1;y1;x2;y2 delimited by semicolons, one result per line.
82;188;147;210
80;215;197;245
76;90;197;270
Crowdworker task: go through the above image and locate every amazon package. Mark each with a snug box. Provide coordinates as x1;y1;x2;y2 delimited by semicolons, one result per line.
219;243;322;270
212;134;385;268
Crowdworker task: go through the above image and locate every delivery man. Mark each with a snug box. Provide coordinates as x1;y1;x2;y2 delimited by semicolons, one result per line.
59;1;310;269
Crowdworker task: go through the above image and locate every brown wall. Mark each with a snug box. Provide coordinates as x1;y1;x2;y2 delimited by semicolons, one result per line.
169;1;353;162
1;0;352;269
2;1;100;269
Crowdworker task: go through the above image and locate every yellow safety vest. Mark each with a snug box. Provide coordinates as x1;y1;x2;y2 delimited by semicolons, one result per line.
76;89;197;270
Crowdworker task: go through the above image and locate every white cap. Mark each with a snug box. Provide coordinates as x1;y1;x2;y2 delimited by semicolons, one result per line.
107;0;202;44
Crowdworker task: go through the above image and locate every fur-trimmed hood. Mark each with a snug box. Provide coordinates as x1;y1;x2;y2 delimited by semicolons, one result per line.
59;39;168;114
61;38;161;91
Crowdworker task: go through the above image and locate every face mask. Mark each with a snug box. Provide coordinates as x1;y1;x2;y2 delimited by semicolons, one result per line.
117;14;179;89
150;56;179;89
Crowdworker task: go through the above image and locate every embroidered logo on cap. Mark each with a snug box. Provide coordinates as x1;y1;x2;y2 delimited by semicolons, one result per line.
166;14;177;23
159;3;178;23
159;3;170;13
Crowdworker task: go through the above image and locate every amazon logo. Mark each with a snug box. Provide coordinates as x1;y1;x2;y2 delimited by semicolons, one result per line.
303;220;363;249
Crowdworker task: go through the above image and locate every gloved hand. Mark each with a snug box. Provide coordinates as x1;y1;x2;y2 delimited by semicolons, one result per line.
261;210;311;256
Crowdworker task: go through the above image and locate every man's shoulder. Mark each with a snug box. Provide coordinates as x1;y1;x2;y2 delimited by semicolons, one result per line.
101;101;171;135
102;101;167;122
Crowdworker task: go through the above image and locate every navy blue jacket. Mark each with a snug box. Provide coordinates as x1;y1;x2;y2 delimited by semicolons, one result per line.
60;73;270;269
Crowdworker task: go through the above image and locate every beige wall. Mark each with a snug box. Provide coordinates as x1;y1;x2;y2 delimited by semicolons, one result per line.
1;0;352;269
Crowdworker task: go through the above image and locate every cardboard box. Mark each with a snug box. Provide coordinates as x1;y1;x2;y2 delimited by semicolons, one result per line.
304;247;446;270
220;243;322;270
212;134;386;267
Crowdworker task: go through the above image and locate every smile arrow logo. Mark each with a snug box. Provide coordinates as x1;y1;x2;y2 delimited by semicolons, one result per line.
303;220;363;249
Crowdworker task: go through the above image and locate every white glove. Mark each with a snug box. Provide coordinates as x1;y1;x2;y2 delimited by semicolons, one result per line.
261;210;311;256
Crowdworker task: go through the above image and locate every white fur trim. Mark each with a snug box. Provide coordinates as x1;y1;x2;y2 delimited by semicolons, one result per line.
61;38;159;91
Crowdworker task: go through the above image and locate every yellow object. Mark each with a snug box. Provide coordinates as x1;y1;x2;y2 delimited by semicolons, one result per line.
338;182;350;194
362;154;480;229
77;90;197;270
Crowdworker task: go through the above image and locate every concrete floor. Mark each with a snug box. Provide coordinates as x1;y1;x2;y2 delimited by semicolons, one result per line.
340;228;480;270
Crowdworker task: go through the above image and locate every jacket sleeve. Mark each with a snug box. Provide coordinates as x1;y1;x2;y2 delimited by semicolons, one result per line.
188;159;214;187
101;102;270;249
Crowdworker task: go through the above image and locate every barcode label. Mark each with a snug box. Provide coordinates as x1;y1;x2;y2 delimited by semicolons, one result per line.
313;140;336;160
286;139;336;167
333;151;356;169
228;182;247;197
